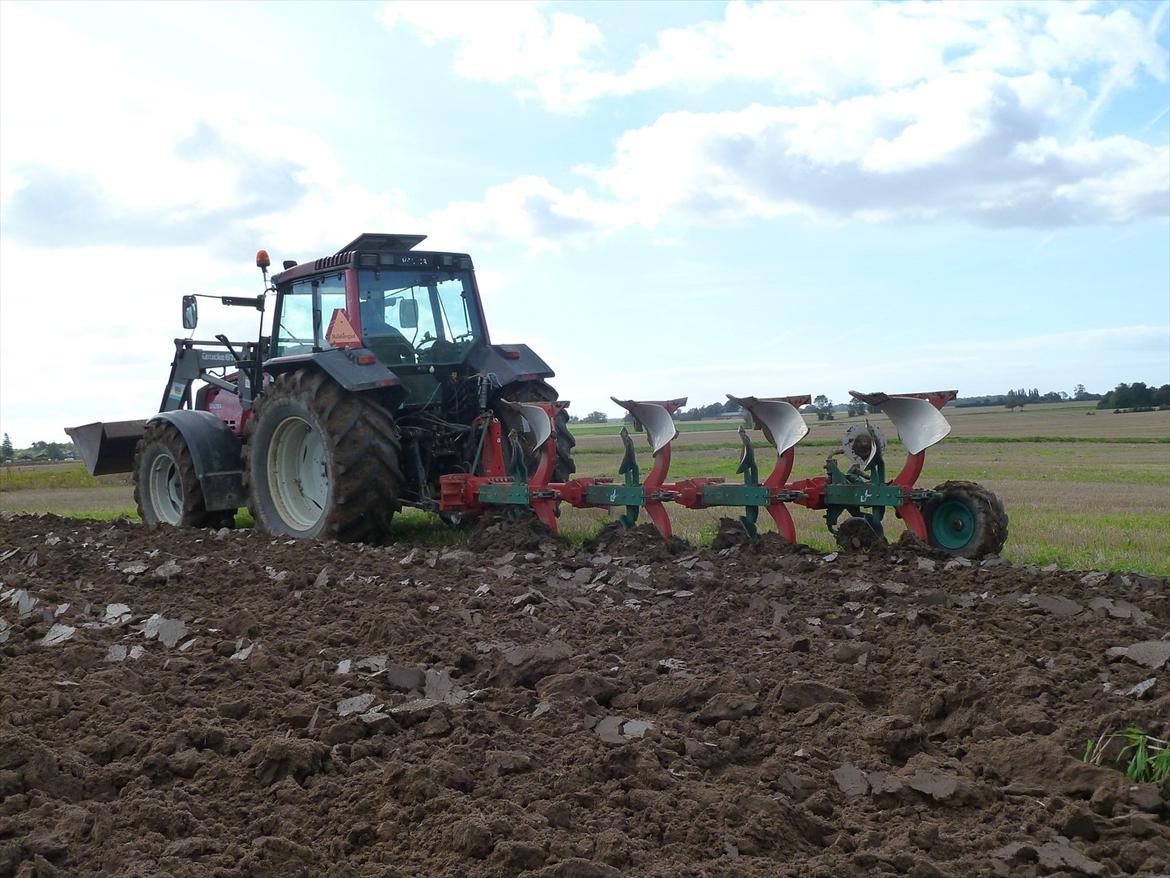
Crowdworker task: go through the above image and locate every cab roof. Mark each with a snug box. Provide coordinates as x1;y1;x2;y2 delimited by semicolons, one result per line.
271;233;473;285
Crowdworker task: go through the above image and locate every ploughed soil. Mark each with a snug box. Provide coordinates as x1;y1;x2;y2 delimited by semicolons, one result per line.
1;512;1168;878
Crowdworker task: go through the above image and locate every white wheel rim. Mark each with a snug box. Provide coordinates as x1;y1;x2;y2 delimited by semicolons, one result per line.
148;452;183;525
268;416;328;531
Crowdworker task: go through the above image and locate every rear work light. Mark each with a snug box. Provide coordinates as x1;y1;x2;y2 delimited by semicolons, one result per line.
502;349;521;360
356;354;376;365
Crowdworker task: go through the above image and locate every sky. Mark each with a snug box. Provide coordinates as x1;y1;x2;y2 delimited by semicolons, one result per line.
1;0;1168;445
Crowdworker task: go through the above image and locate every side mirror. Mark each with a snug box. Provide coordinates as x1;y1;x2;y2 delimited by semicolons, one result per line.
399;299;419;329
182;295;198;330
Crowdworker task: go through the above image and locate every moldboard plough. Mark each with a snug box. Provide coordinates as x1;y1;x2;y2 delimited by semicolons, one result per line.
440;390;1008;558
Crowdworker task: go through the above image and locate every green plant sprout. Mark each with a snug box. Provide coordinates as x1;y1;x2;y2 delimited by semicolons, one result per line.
1083;728;1170;784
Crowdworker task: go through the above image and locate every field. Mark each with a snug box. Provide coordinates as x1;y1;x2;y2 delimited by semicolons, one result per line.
3;402;1167;575
2;402;1168;877
2;511;1168;876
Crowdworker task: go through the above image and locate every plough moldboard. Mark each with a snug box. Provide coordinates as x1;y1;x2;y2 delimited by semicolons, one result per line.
439;390;1009;558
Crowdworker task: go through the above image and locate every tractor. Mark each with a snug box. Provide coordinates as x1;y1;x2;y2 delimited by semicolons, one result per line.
68;232;1008;559
67;233;576;543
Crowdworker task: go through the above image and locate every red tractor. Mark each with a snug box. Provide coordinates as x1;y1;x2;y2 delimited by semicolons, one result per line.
68;234;576;542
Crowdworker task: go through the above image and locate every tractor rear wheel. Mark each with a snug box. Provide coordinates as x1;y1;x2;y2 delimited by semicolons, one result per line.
244;370;403;542
134;421;235;529
921;480;1008;558
498;383;577;482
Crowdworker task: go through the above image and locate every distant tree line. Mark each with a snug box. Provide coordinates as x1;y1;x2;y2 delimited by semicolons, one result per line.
0;436;76;463
953;383;1104;409
1096;382;1170;411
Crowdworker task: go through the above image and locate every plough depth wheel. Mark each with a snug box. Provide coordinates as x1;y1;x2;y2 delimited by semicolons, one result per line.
921;480;1008;558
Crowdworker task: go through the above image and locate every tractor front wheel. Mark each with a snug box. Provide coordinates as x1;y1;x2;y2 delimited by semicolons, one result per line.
133;421;235;529
244;371;403;542
921;480;1008;558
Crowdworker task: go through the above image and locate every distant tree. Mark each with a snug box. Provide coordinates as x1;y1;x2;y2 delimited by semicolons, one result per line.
1005;389;1025;411
1073;383;1087;399
1097;382;1161;410
581;411;609;424
812;394;834;421
567;414;580;423
846;400;866;418
722;399;741;414
1;433;12;463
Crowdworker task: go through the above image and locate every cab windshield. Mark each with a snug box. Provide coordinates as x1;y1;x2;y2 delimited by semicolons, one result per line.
357;268;482;365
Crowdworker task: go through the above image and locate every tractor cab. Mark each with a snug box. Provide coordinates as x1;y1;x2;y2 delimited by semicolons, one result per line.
268;233;496;406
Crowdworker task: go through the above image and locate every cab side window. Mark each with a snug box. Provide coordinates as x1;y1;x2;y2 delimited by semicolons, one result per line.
275;280;314;356
317;273;347;347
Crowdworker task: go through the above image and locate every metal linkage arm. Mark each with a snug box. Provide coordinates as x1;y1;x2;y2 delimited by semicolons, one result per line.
607;397;685;537
716;394;813;540
848;390;956;540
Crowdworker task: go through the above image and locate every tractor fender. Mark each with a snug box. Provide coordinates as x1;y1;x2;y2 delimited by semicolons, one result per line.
149;410;246;512
466;344;555;388
264;348;404;396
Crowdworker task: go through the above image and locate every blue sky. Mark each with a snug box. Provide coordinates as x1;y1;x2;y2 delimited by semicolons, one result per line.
1;0;1168;444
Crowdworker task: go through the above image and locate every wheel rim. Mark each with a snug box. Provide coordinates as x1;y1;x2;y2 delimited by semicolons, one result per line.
931;500;975;550
148;452;184;525
267;416;328;531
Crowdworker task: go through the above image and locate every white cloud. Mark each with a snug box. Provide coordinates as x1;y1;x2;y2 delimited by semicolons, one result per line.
380;1;603;111
381;1;1169;113
580;73;1169;228
371;0;1170;242
435;69;1165;246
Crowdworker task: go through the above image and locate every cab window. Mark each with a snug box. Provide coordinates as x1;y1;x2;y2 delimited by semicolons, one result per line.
274;273;348;356
274;280;314;356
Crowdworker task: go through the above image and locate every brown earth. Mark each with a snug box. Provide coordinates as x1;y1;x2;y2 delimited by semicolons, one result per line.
1;512;1168;878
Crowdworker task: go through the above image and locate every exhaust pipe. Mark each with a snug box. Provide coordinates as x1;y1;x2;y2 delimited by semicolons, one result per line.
64;420;148;476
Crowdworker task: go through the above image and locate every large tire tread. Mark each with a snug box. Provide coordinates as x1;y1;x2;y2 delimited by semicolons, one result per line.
244;370;404;543
133;421;235;529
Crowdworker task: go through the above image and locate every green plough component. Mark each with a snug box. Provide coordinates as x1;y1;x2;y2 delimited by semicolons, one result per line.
617;428;642;529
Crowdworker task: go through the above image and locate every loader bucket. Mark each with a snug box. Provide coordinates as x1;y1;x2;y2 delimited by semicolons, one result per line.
610;397;685;454
727;395;809;456
849;392;951;454
65;420;148;476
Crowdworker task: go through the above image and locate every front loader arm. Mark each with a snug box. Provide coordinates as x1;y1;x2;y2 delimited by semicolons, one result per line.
160;337;263;412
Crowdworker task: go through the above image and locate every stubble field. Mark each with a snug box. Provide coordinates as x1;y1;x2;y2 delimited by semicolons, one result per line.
3;402;1167;575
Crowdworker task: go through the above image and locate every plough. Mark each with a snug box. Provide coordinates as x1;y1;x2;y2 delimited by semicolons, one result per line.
439;390;1009;558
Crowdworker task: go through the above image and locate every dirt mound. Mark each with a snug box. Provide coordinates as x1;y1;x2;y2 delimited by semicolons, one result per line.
582;521;691;560
709;516;815;555
1;512;1168;877
464;511;560;554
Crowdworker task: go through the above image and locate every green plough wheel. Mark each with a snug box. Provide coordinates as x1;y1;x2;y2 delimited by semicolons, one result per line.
921;480;1008;559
